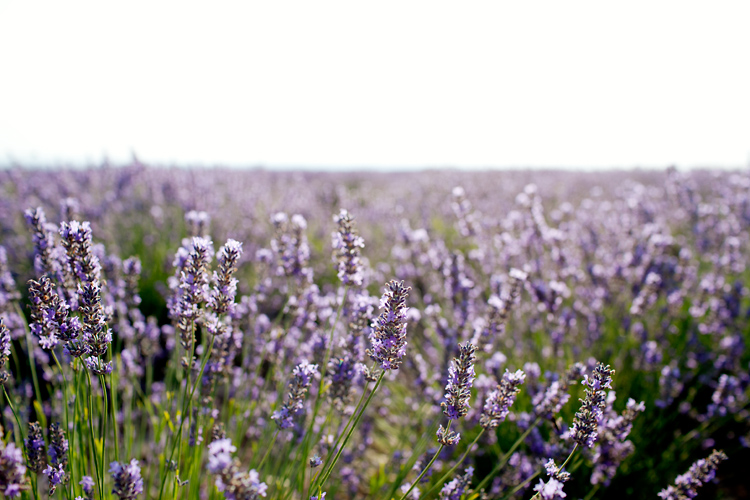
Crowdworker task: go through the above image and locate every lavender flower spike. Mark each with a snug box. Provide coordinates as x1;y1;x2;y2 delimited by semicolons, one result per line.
367;280;411;371
0;317;11;384
332;209;365;286
1;425;28;498
570;363;614;448
46;423;69;494
110;459;144;499
480;369;526;429
208;239;243;316
438;466;474;500
658;450;727;500
25;422;46;473
441;342;477;420
207;437;267;499
272;361;319;429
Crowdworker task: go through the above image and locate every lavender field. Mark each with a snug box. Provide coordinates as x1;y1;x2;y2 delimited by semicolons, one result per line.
0;165;747;499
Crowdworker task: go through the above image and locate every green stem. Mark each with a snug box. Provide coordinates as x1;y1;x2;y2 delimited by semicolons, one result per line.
257;428;279;471
316;370;384;492
15;302;44;417
314;379;371;491
470;416;541;495
499;470;540;500
98;373;109;495
84;367;103;500
50;351;72;500
418;428;485;500
530;443;578;500
398;422;450;500
582;483;601;500
158;334;214;500
109;349;120;462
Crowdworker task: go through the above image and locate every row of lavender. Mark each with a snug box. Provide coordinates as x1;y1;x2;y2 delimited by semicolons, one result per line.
0;165;747;499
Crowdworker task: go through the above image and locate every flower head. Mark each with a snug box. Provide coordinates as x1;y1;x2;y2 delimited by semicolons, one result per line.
272;362;319;429
441;343;477;420
332;209;365;286
658;450;727;500
110;459;144;499
480;369;526;429
570;363;614;448
367;280;411;371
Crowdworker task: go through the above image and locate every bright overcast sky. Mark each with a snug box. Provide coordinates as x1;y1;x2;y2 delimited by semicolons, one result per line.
1;1;748;170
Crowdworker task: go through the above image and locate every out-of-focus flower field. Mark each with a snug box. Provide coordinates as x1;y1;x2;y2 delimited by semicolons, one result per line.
0;165;748;500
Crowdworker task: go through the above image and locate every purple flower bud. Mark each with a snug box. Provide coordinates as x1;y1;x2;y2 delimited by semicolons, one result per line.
110;459;144;499
272;362;318;429
441;343;477;420
367;280;411;371
658;450;727;499
570;363;614;448
332;209;365;286
481;369;526;429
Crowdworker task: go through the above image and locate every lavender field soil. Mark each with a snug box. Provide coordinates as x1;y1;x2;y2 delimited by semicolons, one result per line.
0;165;748;499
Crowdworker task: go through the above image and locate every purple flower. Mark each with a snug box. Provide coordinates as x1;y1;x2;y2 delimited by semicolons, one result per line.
591;398;645;486
59;220;102;284
272;361;319;429
367;280;411;371
533;363;585;419
48;425;68;460
110;459;144;499
24;206;62;278
84;356;113;375
436;424;461;446
481;369;526;429
28;276;81;349
173;236;214;351
441;342;477;421
0;440;28;498
79;280;112;358
43;463;66;490
332;209;365;286
438;466;473;500
79;475;95;495
0;317;11;383
185;210;211;237
658;450;727;499
570;363;614;448
208;438;237;474
271;213;312;283
207;438;267;499
533;477;567;499
208;239;243;316
310;455;323;468
25;422;46;473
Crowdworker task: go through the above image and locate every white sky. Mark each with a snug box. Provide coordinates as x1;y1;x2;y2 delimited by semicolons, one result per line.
1;1;748;170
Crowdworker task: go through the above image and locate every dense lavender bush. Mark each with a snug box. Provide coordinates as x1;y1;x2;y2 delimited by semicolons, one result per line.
0;165;747;499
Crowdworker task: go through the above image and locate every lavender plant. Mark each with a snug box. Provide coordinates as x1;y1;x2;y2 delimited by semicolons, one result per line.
0;166;746;499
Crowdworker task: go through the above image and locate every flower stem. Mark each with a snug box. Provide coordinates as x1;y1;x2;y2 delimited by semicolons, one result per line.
418;427;485;500
470;416;541;495
316;370;384;491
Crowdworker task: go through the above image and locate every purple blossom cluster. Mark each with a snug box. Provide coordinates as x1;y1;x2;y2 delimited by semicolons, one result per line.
272;361;319;429
658;450;727;500
441;342;477;421
332;209;365;286
109;459;143;499
367;280;411;371
570;363;615;448
0;427;27;498
480;369;526;429
208;438;268;499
